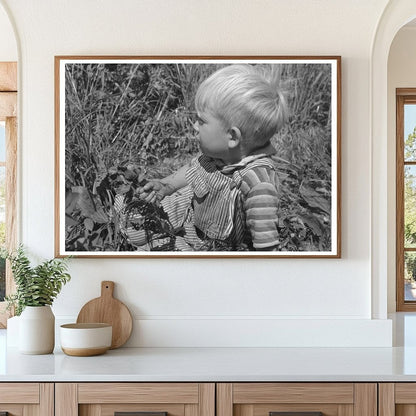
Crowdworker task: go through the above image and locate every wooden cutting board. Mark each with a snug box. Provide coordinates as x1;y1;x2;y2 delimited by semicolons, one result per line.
76;281;133;349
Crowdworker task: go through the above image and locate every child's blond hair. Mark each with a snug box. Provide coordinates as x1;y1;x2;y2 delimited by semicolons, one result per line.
195;64;288;151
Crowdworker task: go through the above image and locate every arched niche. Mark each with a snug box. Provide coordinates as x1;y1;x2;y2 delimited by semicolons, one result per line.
371;0;416;319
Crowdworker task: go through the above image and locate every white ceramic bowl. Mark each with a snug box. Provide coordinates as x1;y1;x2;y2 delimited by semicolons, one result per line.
60;323;112;356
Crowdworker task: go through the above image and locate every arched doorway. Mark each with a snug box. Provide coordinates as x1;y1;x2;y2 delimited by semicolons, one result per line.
371;1;416;318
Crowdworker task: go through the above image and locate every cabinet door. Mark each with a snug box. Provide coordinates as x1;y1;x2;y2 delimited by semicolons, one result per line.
379;383;416;416
55;383;215;416
0;383;53;416
217;383;377;416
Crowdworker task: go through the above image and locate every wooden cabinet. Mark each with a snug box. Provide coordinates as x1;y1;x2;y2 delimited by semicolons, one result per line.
55;383;215;416
0;381;408;416
217;383;377;416
53;382;379;416
0;383;53;415
379;383;416;416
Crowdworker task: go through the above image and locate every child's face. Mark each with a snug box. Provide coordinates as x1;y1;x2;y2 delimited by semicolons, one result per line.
194;112;231;161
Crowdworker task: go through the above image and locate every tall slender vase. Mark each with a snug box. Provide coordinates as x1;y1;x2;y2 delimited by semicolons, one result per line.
19;306;55;354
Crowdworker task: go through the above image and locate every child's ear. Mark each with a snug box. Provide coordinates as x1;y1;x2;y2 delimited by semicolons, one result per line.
228;127;242;149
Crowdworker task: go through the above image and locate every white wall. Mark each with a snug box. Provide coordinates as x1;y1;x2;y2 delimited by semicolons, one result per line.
387;26;416;312
0;3;16;61
0;0;394;347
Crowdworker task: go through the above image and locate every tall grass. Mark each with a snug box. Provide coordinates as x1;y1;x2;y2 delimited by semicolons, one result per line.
65;63;221;185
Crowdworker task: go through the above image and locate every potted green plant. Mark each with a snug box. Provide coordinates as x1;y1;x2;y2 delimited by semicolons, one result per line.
4;246;71;354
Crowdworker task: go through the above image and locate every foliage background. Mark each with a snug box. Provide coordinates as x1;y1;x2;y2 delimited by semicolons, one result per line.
63;61;334;252
404;127;416;285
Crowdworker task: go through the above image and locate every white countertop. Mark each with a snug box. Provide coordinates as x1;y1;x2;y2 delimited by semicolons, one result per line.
3;313;416;382
2;345;416;382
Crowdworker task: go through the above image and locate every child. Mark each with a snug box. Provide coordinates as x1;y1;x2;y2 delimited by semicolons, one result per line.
133;64;288;251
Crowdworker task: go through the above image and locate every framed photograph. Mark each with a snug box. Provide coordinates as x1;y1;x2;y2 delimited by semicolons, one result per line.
55;56;341;258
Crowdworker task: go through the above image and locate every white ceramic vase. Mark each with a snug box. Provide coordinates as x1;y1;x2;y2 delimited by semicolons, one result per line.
19;305;55;354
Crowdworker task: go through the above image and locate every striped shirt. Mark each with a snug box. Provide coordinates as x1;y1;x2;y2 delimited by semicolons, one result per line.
118;146;280;251
186;152;280;250
186;155;242;241
237;164;280;249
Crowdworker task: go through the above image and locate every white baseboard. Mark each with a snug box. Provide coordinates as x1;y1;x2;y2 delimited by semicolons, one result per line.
51;317;393;348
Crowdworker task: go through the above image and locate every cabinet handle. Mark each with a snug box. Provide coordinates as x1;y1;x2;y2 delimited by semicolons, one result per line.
270;413;323;416
115;412;168;416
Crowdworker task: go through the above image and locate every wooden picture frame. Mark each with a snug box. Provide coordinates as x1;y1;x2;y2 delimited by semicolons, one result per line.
396;88;416;311
55;56;341;258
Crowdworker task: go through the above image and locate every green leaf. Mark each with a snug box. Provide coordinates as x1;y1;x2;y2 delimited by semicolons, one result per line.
5;245;72;316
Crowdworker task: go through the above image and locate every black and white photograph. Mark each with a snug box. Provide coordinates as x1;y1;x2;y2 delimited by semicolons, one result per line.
55;57;341;257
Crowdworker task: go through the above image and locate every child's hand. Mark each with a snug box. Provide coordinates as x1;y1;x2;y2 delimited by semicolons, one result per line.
136;181;175;203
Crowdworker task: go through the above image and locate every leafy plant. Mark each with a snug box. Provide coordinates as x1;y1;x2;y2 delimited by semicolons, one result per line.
4;246;71;316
